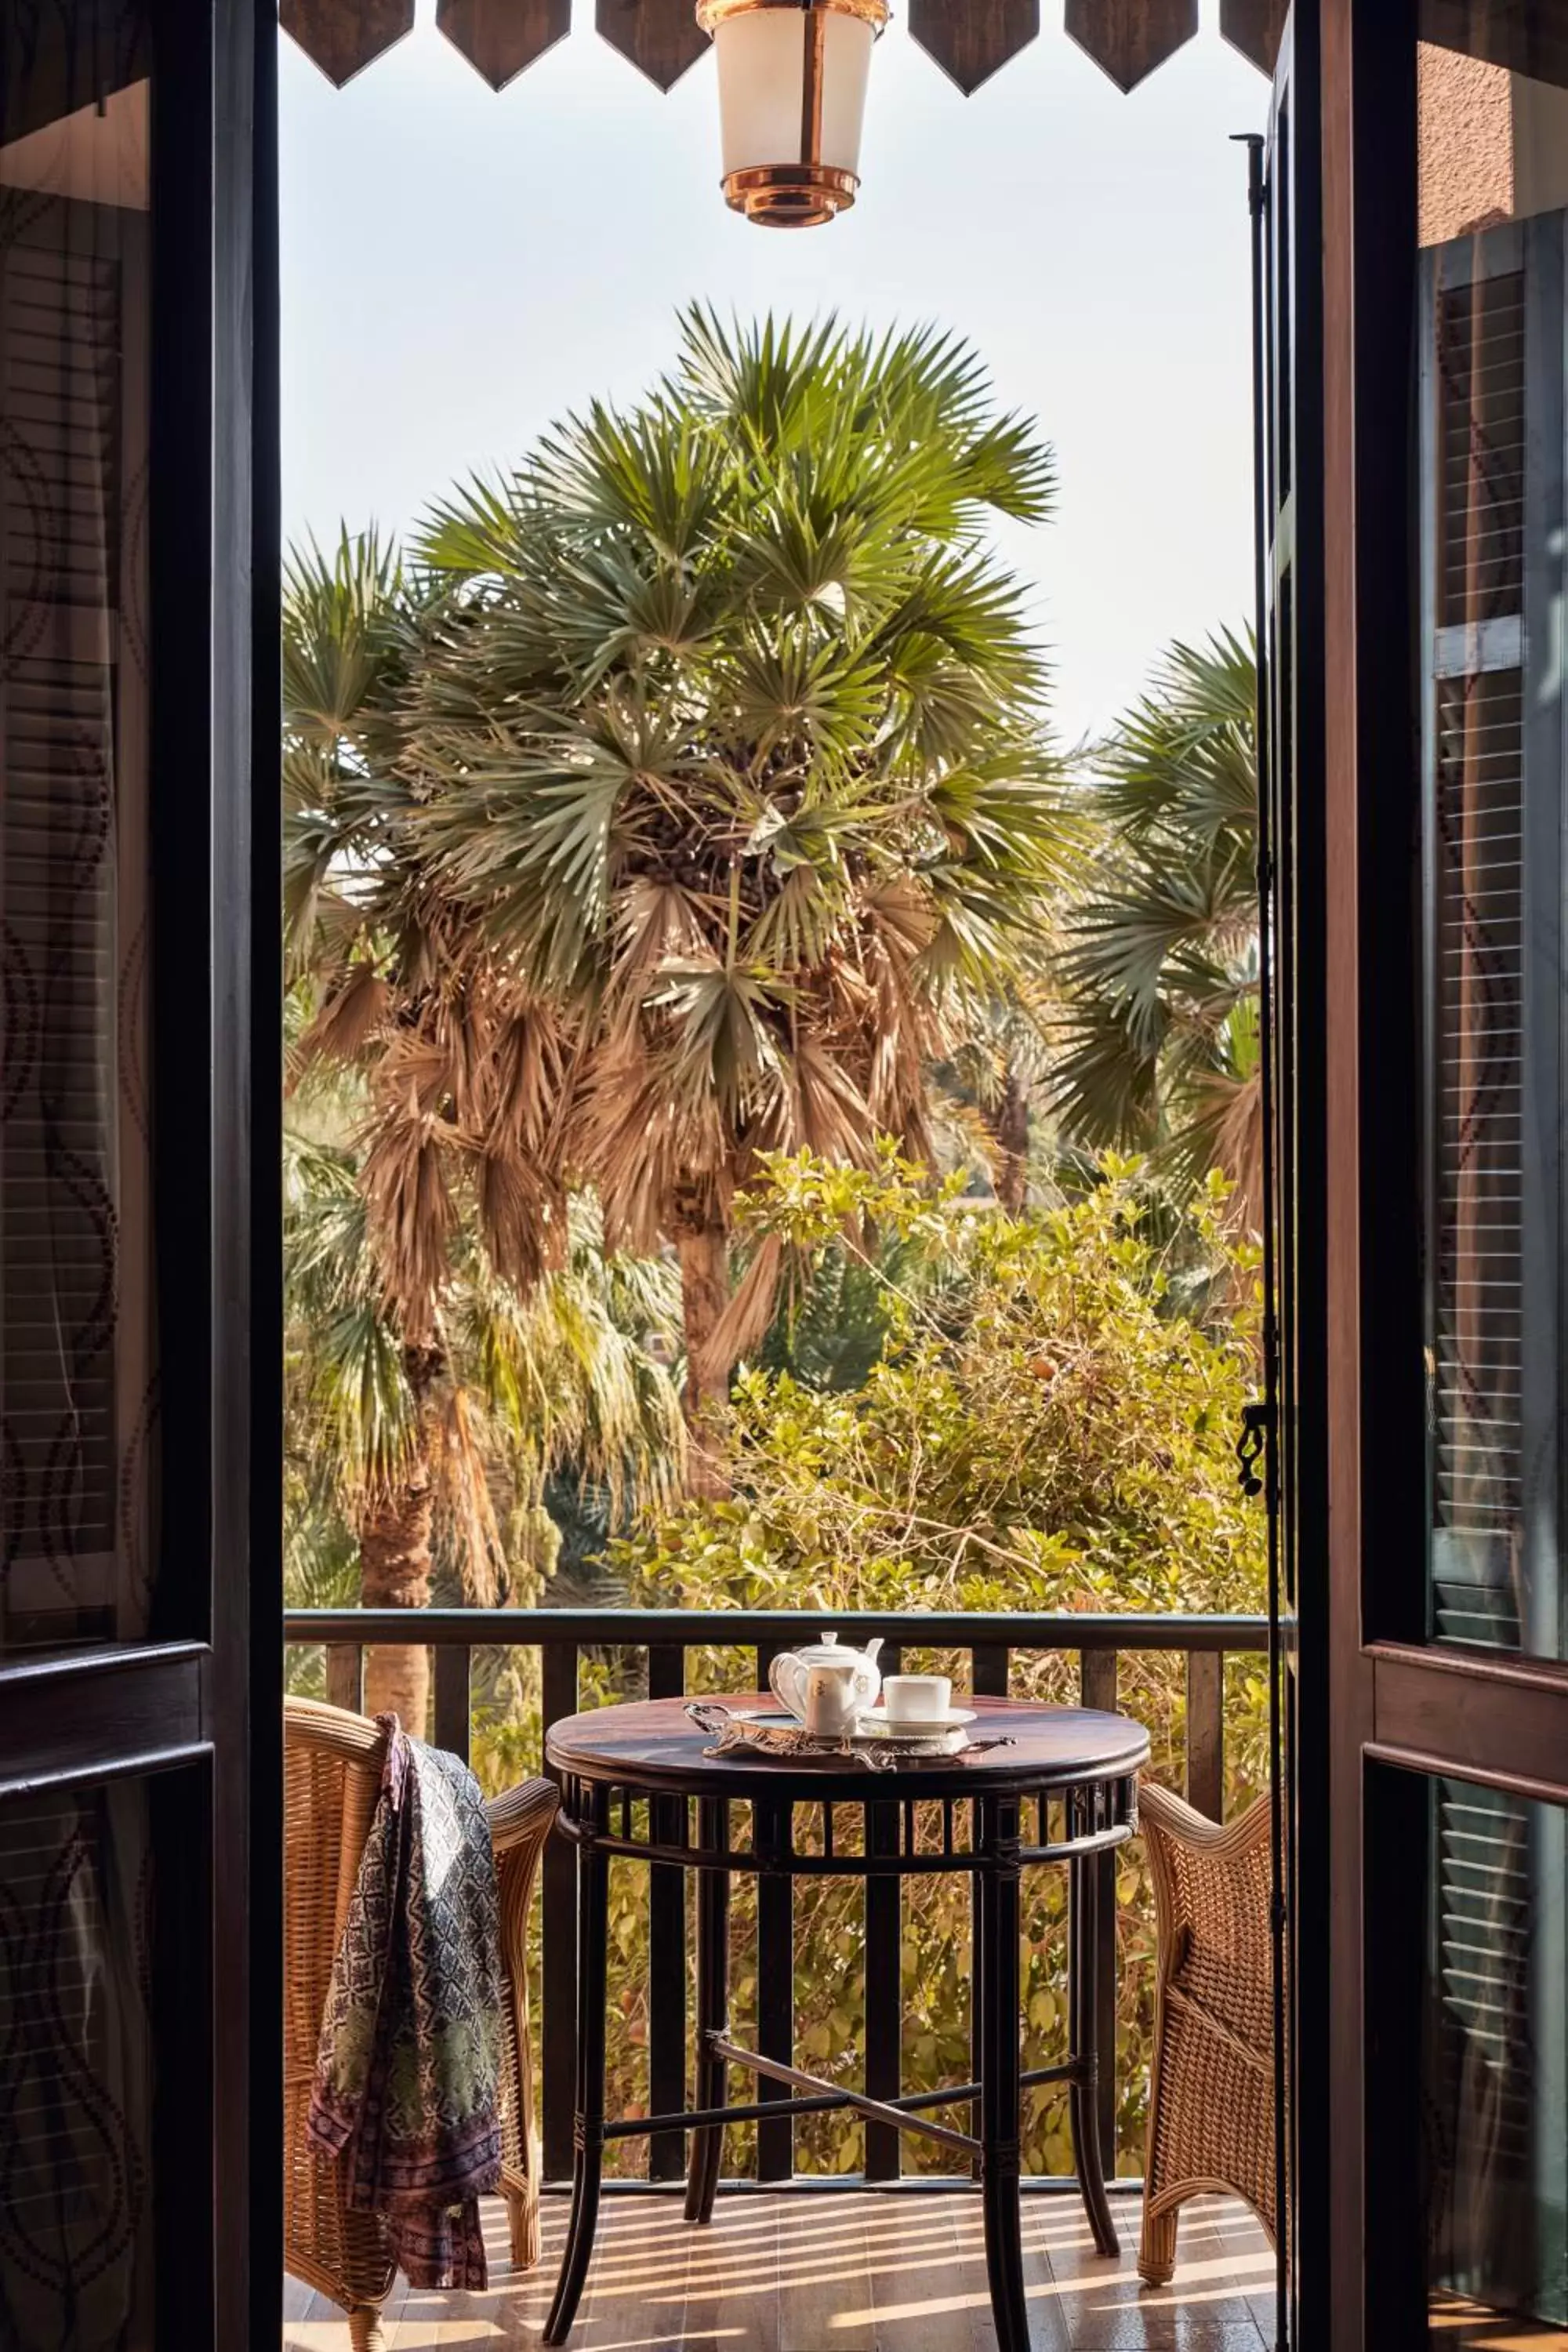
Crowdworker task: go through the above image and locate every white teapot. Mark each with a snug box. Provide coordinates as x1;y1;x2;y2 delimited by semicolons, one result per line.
768;1632;883;1737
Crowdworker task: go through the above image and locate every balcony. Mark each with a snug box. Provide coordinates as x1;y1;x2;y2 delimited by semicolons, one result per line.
285;1604;1276;2350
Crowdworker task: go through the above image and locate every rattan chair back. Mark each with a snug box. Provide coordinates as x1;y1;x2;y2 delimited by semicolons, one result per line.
1138;1780;1279;2288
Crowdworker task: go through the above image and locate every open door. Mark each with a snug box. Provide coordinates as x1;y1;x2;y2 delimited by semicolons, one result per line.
1255;8;1326;2343
1301;1;1568;2339
0;1;279;2343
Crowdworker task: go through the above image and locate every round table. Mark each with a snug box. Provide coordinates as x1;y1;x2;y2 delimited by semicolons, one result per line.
541;1693;1149;2352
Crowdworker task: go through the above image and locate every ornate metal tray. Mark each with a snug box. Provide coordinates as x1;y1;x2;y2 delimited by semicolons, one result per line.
684;1701;1014;1773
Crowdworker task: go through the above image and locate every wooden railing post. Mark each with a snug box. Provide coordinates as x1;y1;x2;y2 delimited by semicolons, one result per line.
1184;1650;1225;1820
433;1642;471;1766
864;1645;902;2180
754;1641;795;2183
541;1640;580;2183
648;1642;688;2180
1080;1647;1120;2171
969;1644;1008;2180
325;1642;363;1715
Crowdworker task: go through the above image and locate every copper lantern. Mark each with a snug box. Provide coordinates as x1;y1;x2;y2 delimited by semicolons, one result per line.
696;0;890;227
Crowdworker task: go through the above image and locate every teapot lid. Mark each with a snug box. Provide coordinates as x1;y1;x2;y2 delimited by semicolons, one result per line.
789;1630;875;1659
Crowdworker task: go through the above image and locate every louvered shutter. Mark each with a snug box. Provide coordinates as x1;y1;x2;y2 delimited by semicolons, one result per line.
1422;213;1563;1658
1421;207;1568;2321
0;183;153;1650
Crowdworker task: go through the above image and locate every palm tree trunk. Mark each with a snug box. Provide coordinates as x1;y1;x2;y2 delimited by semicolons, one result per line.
359;1458;433;1735
360;1347;441;1735
676;1220;731;1500
990;1068;1030;1214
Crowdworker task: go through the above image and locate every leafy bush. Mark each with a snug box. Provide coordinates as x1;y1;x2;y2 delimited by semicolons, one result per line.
474;1155;1267;2181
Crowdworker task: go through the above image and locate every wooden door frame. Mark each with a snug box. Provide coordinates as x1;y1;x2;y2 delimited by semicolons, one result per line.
1316;2;1568;2337
0;2;281;2341
1320;2;1419;2336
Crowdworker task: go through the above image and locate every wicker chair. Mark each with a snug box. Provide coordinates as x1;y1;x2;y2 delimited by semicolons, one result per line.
1137;1782;1278;2288
284;1697;559;2350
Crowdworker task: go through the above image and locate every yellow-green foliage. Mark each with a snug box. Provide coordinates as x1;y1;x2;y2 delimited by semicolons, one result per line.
480;1157;1269;2181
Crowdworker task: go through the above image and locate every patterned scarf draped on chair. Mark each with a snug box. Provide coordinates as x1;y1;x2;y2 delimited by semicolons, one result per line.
307;1715;505;2290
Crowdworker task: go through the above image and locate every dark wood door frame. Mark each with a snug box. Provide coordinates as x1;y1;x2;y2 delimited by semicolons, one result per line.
1319;8;1418;2337
0;2;281;2342
1316;3;1568;2339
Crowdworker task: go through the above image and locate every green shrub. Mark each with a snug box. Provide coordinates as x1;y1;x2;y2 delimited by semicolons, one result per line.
473;1156;1268;2182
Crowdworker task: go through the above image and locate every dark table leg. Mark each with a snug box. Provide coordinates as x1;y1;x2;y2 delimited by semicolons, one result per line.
1069;1847;1120;2258
685;1796;731;2225
978;1794;1029;2352
544;1791;610;2347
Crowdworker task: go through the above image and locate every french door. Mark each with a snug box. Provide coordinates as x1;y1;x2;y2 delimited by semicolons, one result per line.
1258;11;1325;2346
1274;2;1568;2340
0;2;279;2344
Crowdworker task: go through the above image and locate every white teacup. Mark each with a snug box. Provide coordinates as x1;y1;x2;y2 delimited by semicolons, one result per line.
879;1673;952;1724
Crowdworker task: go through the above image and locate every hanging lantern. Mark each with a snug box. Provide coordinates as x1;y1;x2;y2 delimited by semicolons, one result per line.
696;0;890;227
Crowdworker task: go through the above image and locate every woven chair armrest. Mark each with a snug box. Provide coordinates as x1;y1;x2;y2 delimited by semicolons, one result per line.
488;1775;560;1861
1138;1778;1271;1857
490;1778;560;1968
488;1777;560;1984
485;1777;557;2263
491;1778;564;2060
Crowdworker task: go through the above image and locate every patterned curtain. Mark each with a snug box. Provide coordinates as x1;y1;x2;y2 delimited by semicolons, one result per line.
0;1784;155;2350
0;6;160;2343
0;0;155;1654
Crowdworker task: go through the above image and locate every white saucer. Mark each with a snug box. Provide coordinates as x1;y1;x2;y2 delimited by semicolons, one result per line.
858;1707;977;1735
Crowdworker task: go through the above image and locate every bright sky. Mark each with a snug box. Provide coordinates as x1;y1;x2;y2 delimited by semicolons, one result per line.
280;2;1266;747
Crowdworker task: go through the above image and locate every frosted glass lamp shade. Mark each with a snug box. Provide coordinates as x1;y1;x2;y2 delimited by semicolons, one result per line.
697;0;889;227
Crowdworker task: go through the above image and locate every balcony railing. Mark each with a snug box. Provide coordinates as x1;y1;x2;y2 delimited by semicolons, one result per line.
283;1606;1269;2193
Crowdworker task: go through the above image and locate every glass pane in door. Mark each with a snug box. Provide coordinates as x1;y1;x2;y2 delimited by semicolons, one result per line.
0;1778;158;2347
0;0;157;1653
1418;1;1568;1658
1425;1774;1568;2342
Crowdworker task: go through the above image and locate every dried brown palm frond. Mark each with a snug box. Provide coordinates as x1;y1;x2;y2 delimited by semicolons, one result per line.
699;1232;786;1394
361;1078;462;1342
430;1382;508;1607
297;963;393;1069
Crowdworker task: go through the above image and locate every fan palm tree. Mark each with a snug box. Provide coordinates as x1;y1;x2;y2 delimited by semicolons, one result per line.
285;316;1073;1490
1050;630;1262;1221
327;311;1071;1483
285;1117;684;1731
935;960;1057;1209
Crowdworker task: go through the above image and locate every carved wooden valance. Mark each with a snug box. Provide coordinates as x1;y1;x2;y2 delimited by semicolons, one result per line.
279;0;1290;93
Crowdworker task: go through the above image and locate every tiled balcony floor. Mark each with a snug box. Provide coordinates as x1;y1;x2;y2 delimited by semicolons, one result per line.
283;2187;1278;2350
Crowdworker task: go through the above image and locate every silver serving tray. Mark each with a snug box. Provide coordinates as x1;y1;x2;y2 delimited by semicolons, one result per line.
684;1701;1012;1771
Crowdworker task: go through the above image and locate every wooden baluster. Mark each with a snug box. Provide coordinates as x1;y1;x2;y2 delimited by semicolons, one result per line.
971;1643;1009;1701
1185;1650;1225;1821
1080;1648;1120;2169
433;1643;471;1766
755;1642;795;2183
648;1643;688;2180
542;1642;580;2184
969;1645;1009;2178
865;1646;902;2180
325;1642;363;1715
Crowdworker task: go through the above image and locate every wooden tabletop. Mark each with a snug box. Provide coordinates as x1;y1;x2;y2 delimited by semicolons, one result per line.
546;1693;1149;1802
